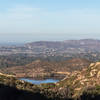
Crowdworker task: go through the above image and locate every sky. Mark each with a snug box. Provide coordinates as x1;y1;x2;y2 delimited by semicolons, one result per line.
0;0;100;43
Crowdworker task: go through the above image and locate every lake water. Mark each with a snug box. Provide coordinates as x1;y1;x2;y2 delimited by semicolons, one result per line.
20;78;59;85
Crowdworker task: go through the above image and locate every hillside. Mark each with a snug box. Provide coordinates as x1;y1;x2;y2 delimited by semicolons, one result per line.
56;61;100;99
0;58;91;79
0;61;100;100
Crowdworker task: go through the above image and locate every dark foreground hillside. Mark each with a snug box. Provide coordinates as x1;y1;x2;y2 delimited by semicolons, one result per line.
0;84;100;100
0;83;100;100
0;84;49;100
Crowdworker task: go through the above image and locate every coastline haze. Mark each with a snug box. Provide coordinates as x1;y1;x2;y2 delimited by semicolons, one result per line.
1;33;100;44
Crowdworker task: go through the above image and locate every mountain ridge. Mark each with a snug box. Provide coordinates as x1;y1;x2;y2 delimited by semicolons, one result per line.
0;58;91;79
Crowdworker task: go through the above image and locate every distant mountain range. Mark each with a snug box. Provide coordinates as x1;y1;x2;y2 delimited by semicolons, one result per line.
25;39;100;52
23;39;100;59
0;39;100;64
0;39;100;56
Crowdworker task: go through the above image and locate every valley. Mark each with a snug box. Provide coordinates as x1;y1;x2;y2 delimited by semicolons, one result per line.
0;39;100;100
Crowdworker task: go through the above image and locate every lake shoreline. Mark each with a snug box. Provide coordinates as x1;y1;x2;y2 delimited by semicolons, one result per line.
20;78;59;84
17;75;65;80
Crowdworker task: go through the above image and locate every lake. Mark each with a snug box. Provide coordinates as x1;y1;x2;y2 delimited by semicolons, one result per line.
20;78;59;85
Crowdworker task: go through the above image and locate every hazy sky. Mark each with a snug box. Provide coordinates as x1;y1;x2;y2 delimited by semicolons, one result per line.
0;0;100;43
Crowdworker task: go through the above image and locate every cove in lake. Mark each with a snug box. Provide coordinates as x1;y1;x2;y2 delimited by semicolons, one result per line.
20;78;59;85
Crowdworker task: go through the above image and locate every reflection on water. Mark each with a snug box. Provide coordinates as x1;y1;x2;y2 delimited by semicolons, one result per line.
20;78;59;85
